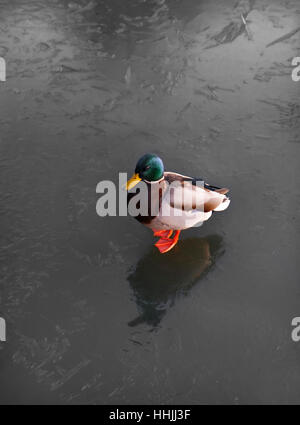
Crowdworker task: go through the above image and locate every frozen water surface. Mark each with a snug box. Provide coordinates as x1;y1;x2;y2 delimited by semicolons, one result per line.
0;0;299;404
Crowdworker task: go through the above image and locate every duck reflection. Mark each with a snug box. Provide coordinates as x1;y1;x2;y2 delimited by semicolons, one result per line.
127;235;224;328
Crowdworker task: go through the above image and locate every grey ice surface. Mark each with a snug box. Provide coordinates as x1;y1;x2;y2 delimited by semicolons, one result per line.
0;0;299;404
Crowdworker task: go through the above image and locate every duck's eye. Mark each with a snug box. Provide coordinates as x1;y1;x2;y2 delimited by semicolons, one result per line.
145;166;150;170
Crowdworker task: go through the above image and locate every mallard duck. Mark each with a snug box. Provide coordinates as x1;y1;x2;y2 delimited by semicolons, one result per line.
126;153;230;253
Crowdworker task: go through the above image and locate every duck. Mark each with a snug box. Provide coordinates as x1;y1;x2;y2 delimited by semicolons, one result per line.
126;153;230;254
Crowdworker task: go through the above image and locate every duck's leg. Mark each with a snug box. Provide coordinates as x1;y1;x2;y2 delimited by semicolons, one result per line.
153;229;173;238
155;230;181;254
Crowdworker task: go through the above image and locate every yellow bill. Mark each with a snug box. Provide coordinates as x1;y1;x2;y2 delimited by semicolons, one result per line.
126;173;141;191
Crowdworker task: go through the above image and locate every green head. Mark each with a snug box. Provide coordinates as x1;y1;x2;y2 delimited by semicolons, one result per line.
126;154;164;190
135;154;164;181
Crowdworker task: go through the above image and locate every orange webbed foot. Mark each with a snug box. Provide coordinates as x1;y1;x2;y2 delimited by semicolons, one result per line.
154;230;181;254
